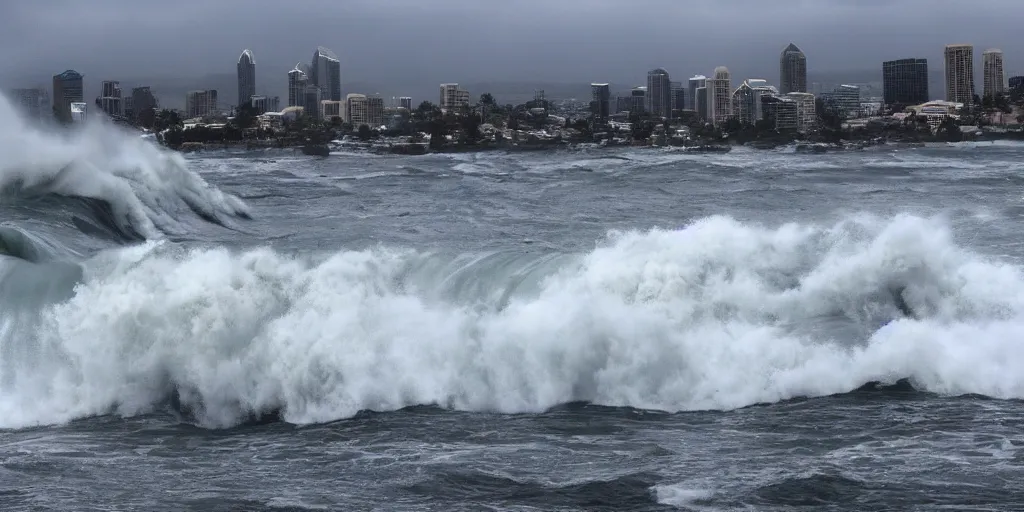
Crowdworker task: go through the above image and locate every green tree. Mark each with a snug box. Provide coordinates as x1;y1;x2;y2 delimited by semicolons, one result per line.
937;116;963;142
357;124;372;141
479;93;496;106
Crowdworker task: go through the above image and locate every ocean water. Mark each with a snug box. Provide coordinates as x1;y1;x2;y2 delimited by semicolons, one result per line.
2;97;1024;511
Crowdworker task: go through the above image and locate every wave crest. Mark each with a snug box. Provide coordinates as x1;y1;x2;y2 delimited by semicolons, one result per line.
3;214;1024;429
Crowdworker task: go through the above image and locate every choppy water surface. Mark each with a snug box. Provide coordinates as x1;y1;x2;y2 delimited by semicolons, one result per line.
2;97;1024;510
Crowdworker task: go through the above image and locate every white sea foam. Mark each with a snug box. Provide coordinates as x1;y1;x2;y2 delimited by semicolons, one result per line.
0;95;249;238
3;213;1024;429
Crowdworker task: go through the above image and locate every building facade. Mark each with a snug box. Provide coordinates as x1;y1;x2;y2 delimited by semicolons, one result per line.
237;49;256;107
761;95;798;131
784;92;816;132
883;58;929;109
320;100;343;121
1010;76;1024;98
646;68;672;119
288;63;309;107
706;66;732;126
311;47;341;101
590;83;610;121
250;95;279;114
366;97;384;128
185;90;218;118
688;75;706;112
629;87;646;114
400;97;413;110
69;102;87;123
439;83;470;112
983;48;1005;98
821;84;861;118
9;88;49;120
696;86;708;121
944;44;975;105
780;43;807;94
131;86;157;125
303;85;322;120
52;69;84;123
98;80;122;118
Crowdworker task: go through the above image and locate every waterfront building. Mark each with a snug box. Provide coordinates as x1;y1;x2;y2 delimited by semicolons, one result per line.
944;44;975;104
780;43;807;94
237;49;256;107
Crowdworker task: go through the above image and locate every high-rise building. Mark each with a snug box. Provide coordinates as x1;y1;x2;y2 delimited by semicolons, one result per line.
630;87;646;114
303;85;322;120
399;97;413;110
345;94;368;126
250;95;279;114
69;102;88;123
883;58;929;109
185;90;218;118
590;83;610;121
671;82;686;113
288;63;309;107
237;49;256;107
761;95;798;130
52;69;84;122
944;44;975;105
688;75;706;111
784;92;816;132
439;83;470;111
8;88;49;120
98;80;122;118
311;47;341;101
696;86;708;121
706;66;732;126
366;96;385;127
646;68;672;119
1010;76;1024;98
731;79;777;125
131;86;157;125
780;43;807;94
983;49;1005;98
821;84;861;118
321;100;343;120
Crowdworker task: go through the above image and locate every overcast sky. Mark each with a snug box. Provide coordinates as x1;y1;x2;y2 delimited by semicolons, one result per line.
1;0;1020;101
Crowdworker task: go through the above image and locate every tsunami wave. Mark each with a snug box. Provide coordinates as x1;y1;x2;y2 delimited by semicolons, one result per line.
3;213;1024;429
0;95;249;245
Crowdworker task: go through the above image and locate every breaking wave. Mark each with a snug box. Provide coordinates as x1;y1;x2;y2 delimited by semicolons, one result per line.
3;213;1024;429
0;95;249;242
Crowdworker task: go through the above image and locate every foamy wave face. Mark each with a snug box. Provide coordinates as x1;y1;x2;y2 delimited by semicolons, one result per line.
0;95;249;239
3;214;1024;428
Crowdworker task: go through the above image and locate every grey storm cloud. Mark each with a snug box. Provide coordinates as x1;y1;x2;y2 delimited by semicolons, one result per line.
1;0;1020;103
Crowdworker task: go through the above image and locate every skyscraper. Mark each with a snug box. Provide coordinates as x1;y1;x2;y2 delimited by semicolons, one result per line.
99;80;122;118
288;63;309;107
646;68;672;119
185;90;218;118
883;58;929;109
944;44;975;104
52;69;84;123
706;66;732;126
983;49;1005;98
400;97;413;110
780;43;807;94
311;47;341;101
237;49;256;107
688;75;706;111
590;83;610;121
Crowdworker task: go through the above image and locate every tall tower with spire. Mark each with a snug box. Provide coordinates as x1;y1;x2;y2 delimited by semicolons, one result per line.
780;43;807;94
237;49;256;108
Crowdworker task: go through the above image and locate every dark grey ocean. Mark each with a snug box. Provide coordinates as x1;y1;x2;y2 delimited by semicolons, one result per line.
2;100;1024;511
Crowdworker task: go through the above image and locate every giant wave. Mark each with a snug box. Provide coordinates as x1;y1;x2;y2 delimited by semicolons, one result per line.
3;209;1024;429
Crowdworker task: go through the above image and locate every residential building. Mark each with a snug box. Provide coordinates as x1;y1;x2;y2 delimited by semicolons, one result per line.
630;87;646;114
321;100;343;121
646;68;672;119
439;83;470;112
983;49;1005;98
250;95;280;114
303;85;322;120
8;88;49;120
130;87;157;124
366;96;384;127
696;86;708;121
883;58;929;109
821;84;861;118
706;66;732;126
784;92;816;132
345;94;368;126
400;97;412;110
1011;76;1024;91
731;79;778;125
123;95;134;120
99;80;122;118
780;43;807;94
590;83;610;121
288;63;309;107
185;90;218;118
52;69;84;122
69;102;87;123
944;44;975;105
311;46;342;101
671;82;686;113
237;49;256;107
761;95;798;131
688;75;706;111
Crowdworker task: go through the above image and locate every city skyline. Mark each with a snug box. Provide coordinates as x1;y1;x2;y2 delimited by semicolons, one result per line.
2;0;1021;105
